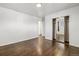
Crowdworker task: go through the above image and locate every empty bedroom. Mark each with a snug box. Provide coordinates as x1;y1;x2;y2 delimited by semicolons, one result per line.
0;3;78;56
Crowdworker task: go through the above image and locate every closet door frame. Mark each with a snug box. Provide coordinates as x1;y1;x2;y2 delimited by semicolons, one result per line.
52;18;56;41
64;16;69;45
52;16;69;45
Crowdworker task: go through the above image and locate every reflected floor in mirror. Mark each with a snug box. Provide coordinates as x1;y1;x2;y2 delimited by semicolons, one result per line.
0;37;79;56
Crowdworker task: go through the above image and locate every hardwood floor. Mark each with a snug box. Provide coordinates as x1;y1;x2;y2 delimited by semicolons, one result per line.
0;37;79;56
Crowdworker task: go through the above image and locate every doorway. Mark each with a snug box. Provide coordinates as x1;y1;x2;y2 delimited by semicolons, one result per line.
52;16;69;45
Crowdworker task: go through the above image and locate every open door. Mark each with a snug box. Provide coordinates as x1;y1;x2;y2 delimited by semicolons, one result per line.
52;16;69;45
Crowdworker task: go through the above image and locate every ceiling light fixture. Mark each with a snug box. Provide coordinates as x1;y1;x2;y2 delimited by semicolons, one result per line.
36;3;41;8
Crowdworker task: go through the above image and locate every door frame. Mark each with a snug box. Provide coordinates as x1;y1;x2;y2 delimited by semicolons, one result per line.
52;16;69;45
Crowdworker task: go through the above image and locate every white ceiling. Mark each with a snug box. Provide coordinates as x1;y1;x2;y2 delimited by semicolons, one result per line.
0;3;79;17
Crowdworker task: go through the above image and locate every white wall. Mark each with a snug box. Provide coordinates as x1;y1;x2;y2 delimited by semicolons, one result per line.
42;17;45;36
38;17;45;36
45;5;79;47
0;7;40;46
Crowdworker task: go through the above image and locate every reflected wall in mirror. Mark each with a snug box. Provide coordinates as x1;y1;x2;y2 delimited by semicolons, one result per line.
56;17;64;42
